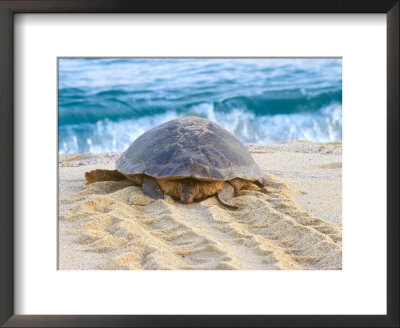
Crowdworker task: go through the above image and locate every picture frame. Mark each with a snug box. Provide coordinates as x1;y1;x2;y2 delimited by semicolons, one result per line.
0;0;398;327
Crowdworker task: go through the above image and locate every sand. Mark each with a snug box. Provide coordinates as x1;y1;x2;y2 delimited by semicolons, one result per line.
58;141;342;270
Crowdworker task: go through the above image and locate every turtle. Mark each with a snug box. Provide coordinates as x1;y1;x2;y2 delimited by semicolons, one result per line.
85;116;267;205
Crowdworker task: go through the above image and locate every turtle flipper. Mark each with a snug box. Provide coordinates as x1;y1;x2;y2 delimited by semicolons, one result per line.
253;177;268;194
217;182;236;208
228;178;245;196
254;177;266;188
85;169;126;183
142;176;164;200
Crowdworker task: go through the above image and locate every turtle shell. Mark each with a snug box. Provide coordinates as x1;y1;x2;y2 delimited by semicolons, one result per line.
116;116;263;181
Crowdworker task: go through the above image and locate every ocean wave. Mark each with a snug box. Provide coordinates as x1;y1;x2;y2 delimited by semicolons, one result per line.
58;103;342;154
58;58;342;153
58;89;342;126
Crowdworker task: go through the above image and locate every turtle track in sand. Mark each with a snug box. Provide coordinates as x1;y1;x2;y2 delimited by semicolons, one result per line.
59;174;342;270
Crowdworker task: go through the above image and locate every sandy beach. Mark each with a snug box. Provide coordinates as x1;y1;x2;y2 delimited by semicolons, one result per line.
58;141;342;270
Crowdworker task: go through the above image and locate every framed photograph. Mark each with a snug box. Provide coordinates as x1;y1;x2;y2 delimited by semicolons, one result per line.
0;1;398;327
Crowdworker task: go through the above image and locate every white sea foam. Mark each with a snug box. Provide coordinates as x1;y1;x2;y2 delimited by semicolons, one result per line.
58;58;342;153
58;103;342;154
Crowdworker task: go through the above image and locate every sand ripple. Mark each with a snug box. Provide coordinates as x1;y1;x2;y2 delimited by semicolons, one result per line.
59;174;341;270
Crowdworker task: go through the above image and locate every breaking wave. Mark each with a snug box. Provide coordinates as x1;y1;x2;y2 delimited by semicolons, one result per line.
58;58;342;153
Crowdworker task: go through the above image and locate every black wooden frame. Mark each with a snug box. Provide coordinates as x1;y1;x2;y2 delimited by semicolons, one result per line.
0;1;398;327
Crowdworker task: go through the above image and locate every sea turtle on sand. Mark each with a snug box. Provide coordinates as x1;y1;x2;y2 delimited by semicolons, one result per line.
85;116;267;205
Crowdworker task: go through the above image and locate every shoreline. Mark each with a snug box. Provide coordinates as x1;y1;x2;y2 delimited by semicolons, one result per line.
59;141;342;270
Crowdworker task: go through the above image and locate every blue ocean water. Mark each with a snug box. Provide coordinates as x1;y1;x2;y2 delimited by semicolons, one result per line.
58;58;342;154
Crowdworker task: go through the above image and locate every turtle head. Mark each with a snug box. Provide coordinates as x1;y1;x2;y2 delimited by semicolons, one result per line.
179;179;198;204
